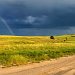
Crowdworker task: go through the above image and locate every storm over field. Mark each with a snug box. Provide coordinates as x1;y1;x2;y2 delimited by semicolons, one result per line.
0;0;75;35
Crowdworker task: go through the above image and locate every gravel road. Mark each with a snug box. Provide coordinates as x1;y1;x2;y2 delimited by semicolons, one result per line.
0;55;75;75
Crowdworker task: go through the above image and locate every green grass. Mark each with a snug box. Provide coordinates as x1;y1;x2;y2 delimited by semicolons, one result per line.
0;35;75;67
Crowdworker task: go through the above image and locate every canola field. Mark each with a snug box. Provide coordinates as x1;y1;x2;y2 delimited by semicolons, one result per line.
0;35;75;67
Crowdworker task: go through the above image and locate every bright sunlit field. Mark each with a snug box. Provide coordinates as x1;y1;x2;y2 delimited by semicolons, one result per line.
0;35;75;67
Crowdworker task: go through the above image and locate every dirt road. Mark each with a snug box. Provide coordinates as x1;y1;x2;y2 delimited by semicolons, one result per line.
0;55;75;75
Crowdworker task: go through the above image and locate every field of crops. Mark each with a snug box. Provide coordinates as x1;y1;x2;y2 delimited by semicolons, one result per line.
0;35;75;67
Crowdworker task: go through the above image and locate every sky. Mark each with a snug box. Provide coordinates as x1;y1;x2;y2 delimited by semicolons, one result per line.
0;0;75;35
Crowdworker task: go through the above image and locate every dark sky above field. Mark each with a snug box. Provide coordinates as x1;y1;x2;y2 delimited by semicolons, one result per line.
0;0;75;35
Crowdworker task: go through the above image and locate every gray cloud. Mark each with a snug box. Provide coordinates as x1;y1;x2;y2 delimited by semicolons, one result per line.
24;16;37;24
24;15;48;26
0;0;75;35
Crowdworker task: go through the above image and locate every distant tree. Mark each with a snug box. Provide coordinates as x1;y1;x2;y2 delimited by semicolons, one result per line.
50;36;54;39
64;37;67;42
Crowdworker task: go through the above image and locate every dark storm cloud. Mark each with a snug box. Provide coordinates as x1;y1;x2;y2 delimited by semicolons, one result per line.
0;0;75;35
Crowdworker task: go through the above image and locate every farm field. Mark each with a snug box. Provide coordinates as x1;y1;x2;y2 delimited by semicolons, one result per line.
0;35;75;67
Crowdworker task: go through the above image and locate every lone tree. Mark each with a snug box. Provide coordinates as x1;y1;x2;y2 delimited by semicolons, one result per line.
50;36;54;39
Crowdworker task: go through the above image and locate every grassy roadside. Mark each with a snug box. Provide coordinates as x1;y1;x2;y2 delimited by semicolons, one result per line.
0;47;75;67
0;35;75;67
